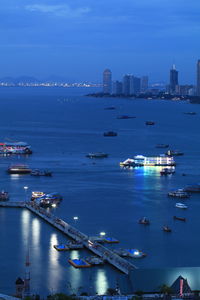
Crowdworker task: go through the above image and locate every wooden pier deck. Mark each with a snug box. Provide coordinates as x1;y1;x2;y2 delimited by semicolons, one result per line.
0;201;137;274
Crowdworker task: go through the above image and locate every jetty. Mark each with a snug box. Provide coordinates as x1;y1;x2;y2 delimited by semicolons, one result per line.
0;201;137;274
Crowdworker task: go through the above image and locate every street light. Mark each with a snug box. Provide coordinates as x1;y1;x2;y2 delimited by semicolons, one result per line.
73;216;79;221
100;231;106;237
24;186;29;202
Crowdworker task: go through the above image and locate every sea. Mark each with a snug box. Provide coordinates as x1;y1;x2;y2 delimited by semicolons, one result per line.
0;87;200;295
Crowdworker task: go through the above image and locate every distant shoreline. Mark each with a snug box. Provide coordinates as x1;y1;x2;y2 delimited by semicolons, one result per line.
86;92;200;104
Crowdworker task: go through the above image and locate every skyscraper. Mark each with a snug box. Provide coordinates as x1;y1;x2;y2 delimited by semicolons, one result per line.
123;74;134;95
197;60;200;96
170;65;178;94
112;80;123;95
141;76;149;92
103;69;112;94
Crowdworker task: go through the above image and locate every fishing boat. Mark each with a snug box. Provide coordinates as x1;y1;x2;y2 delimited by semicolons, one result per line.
7;164;32;174
103;131;117;137
173;216;186;222
138;217;150;225
175;203;188;209
163;226;172;232
160;167;175;175
86;152;108;158
168;189;190;198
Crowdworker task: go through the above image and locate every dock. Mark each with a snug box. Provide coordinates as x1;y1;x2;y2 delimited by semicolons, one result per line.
0;201;137;274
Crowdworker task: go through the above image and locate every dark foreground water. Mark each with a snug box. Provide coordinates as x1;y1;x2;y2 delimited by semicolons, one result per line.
0;87;200;295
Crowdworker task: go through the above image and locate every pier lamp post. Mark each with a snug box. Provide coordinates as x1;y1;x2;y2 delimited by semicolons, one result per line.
73;216;79;224
24;186;29;202
100;231;106;240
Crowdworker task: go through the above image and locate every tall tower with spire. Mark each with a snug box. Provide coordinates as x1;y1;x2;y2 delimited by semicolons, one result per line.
170;64;179;94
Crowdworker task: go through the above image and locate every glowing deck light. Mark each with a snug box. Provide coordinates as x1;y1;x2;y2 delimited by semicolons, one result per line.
100;232;106;237
73;216;79;221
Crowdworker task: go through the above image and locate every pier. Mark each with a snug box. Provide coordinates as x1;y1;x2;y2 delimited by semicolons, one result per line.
0;201;137;274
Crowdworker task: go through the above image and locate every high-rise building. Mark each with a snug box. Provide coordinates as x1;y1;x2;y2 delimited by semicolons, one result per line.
141;76;149;92
197;60;200;96
103;69;112;94
170;65;179;94
112;80;123;95
123;74;134;96
133;77;141;94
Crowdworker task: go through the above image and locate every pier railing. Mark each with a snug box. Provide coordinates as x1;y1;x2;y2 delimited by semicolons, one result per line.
0;201;137;274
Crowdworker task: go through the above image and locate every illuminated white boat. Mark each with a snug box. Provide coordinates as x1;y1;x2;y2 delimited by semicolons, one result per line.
175;203;188;209
120;154;175;167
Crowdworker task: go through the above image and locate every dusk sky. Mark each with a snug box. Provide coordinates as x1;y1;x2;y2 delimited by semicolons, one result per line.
1;0;200;83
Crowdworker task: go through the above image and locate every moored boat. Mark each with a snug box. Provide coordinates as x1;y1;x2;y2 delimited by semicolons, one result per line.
31;169;52;176
184;184;200;193
138;217;150;225
166;150;184;156
160;167;175;175
175;203;188;209
163;226;172;232
103;131;117;137
0;141;32;155
117;115;136;119
86;152;108;158
120;154;175;167
0;191;9;201
145;121;155;125
7;164;32;174
168;189;190;198
173;216;186;222
31;191;45;201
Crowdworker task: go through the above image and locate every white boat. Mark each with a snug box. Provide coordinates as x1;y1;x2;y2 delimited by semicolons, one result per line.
175;203;188;209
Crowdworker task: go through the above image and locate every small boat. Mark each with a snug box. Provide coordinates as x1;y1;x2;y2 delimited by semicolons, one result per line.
163;226;172;232
117;115;136;119
86;152;108;158
160;168;175;175
7;164;32;174
126;249;146;258
168;189;190;198
37;193;63;208
0;191;9;201
31;169;52;176
145;121;155;125
104;106;116;110
175;203;188;209
184;184;200;193
166;150;184;156
184;112;196;115
85;256;104;265
173;216;186;222
31;191;45;201
138;217;150;225
103;131;117;137
156;144;169;148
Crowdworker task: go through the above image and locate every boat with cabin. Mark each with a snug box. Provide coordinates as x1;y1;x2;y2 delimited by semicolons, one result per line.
103;131;117;137
138;217;150;225
175;203;188;209
7;164;32;174
0;141;32;155
120;154;175;167
168;189;190;198
31;169;52;176
166;150;184;156
86;152;108;158
163;226;172;232
173;216;186;222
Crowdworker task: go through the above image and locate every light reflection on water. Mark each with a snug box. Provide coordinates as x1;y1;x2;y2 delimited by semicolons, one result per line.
21;209;31;247
95;269;108;295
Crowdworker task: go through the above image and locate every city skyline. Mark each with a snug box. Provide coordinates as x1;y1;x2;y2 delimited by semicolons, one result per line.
1;0;200;83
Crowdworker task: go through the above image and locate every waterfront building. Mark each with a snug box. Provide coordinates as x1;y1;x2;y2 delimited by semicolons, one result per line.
122;74;134;96
197;60;200;96
170;65;179;94
103;69;112;94
133;77;141;94
141;76;148;92
112;80;123;95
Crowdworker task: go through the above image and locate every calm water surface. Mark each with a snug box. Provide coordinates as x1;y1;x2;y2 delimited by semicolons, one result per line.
0;87;200;295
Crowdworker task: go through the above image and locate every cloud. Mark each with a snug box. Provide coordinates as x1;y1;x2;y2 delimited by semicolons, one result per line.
25;4;90;18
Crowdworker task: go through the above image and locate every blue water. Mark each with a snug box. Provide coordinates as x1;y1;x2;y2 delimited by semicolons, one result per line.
0;87;200;295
